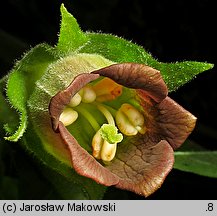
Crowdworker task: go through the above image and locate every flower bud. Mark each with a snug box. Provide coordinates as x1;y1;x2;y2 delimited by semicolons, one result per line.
59;107;78;126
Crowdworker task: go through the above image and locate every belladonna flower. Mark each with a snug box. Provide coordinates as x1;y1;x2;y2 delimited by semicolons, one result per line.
49;62;196;197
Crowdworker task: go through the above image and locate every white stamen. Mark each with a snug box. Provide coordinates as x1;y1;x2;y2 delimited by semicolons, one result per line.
80;86;96;103
116;110;138;136
121;103;144;127
92;130;103;159
59;107;78;126
100;141;117;162
69;93;82;107
116;103;146;135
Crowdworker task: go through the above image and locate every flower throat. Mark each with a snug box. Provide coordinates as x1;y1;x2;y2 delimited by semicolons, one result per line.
59;77;146;162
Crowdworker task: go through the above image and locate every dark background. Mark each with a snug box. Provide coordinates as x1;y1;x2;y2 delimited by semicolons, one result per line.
0;0;216;199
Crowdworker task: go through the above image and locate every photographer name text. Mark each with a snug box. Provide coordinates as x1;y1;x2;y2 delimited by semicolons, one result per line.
2;202;116;213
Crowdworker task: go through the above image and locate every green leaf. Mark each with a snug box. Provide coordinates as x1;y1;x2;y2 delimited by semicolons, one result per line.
80;32;158;65
57;4;88;55
174;151;217;178
79;32;213;92
0;77;20;137
5;44;57;141
56;6;214;91
157;61;214;91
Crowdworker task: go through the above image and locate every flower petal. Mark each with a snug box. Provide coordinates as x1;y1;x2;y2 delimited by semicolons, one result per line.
49;73;99;131
58;122;119;186
48;63;195;197
92;63;168;103
137;91;197;150
155;97;197;149
105;136;174;197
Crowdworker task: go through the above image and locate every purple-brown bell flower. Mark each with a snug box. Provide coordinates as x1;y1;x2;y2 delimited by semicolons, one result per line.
49;62;196;197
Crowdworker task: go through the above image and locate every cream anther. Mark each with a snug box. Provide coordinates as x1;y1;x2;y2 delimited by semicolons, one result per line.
59;107;78;126
69;93;82;107
116;103;146;136
116;110;138;135
92;77;122;102
92;130;103;159
80;86;96;103
100;141;117;162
